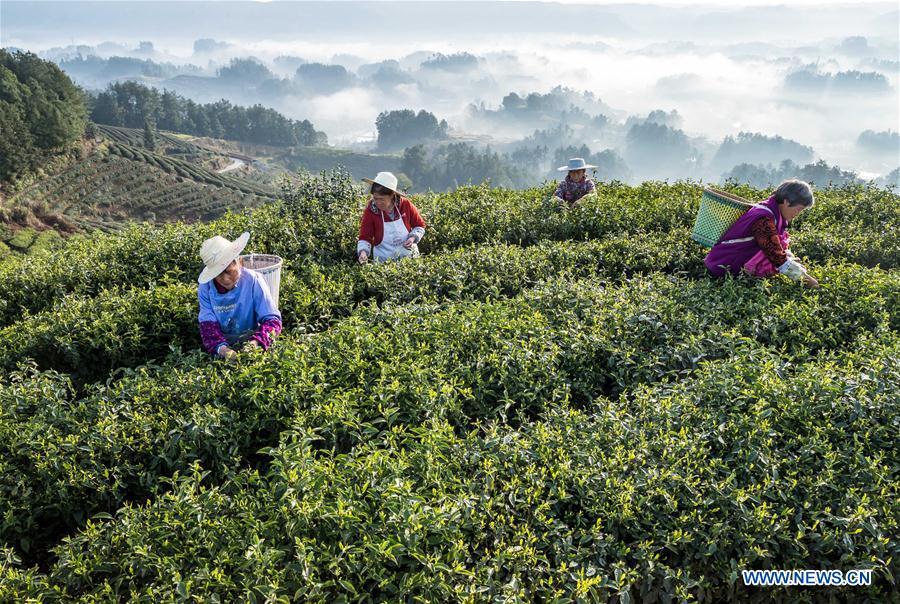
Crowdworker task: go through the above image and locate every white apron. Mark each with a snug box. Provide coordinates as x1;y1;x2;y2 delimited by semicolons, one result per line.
373;210;418;262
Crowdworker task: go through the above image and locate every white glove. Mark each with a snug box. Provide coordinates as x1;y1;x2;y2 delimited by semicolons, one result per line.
778;258;807;281
217;346;238;361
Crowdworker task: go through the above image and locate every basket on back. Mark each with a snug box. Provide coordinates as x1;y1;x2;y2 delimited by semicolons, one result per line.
691;188;756;248
240;254;283;307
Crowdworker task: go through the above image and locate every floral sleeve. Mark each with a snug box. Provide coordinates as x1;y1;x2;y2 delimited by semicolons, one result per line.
200;320;227;355
749;216;788;267
251;318;283;350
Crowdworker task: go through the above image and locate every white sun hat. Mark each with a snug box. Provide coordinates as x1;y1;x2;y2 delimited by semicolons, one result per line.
198;231;250;284
558;157;597;172
362;171;400;194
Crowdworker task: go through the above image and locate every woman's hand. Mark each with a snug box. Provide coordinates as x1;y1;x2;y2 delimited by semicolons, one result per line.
218;346;237;361
402;236;416;249
358;251;369;264
242;340;259;352
802;274;819;288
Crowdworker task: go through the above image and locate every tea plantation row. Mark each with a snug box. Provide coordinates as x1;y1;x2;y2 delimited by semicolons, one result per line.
2;268;897;578
0;233;701;383
0;181;896;328
7;152;269;234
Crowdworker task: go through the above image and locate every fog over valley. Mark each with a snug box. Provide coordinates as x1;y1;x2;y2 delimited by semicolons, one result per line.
3;1;898;187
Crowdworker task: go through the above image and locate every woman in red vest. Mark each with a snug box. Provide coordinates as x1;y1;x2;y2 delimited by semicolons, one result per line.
357;171;427;263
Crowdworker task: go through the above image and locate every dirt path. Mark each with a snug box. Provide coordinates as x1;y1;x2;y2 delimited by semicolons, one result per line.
217;157;246;173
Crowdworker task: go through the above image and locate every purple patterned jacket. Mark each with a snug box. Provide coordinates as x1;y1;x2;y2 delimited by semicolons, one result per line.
553;176;596;204
704;196;786;277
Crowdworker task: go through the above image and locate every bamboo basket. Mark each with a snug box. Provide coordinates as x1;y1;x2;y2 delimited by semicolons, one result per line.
691;188;755;247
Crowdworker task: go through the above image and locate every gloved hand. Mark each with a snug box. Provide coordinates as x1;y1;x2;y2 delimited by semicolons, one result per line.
218;346;238;361
778;257;819;287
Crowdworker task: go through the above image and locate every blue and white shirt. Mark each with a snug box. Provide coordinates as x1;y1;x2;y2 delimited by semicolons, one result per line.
198;268;281;346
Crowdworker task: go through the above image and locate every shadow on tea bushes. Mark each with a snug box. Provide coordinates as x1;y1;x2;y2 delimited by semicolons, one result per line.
14;338;896;602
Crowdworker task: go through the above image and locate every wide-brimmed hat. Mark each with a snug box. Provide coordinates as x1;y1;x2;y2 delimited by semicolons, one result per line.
362;171;400;194
558;157;597;172
198;232;250;284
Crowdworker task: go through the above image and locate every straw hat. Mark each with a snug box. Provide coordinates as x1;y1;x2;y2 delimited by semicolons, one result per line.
198;232;250;284
362;171;400;194
558;157;597;172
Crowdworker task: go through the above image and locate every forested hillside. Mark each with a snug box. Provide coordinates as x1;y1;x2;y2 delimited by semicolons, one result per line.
0;49;86;184
0;53;289;256
90;81;327;147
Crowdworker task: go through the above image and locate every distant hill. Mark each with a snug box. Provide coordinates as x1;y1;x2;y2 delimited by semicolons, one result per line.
276;146;402;183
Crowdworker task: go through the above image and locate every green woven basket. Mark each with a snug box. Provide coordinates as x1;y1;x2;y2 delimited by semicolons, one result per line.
691;188;755;248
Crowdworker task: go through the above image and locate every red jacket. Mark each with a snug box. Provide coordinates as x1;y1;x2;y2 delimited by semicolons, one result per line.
357;196;427;252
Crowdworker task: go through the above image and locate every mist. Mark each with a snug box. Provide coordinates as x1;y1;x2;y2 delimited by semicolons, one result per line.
3;1;897;184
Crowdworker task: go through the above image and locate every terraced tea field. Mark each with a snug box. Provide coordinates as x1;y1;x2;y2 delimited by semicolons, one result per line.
6;132;276;234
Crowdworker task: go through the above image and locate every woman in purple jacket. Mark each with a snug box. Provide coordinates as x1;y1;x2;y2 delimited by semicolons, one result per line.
704;180;819;288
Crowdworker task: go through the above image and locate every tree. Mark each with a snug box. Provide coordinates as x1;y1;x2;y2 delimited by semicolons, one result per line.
501;92;525;112
624;122;700;181
723;159;861;188
91;91;124;126
710;132;814;176
143;119;156;151
401;142;530;191
420;52;479;72
217;58;274;85
93;81;160;128
294;63;355;94
88;81;327;147
375;109;448;151
401;145;430;186
158;90;183;132
857;130;899;153
0;49;86;183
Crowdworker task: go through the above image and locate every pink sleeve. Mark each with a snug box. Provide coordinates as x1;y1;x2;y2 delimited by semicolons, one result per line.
251;318;283;350
359;209;375;243
200;320;227;355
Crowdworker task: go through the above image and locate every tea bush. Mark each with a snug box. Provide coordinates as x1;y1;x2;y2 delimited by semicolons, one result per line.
2;181;894;328
0;180;897;602
10;338;895;601
0;283;197;381
2;266;896;567
0;234;704;384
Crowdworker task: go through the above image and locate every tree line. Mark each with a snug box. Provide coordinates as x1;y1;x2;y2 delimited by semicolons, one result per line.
90;81;327;146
